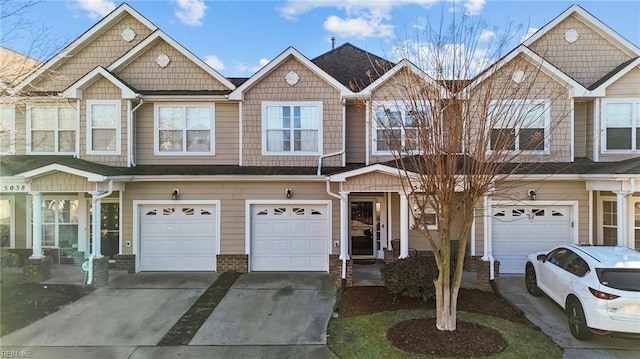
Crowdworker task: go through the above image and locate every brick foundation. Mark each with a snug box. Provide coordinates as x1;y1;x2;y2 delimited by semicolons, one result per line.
91;256;110;287
3;248;34;266
115;254;136;273
23;256;52;283
329;254;352;288
217;254;248;272
476;258;500;292
384;249;395;264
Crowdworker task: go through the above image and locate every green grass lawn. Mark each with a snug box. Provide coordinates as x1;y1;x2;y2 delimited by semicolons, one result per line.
328;309;563;359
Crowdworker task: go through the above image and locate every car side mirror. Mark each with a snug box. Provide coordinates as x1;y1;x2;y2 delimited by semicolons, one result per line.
536;254;546;263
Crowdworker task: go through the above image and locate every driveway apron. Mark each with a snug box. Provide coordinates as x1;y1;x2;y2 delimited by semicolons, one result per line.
0;272;218;347
190;272;336;346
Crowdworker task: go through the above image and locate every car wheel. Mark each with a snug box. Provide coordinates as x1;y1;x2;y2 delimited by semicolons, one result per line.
567;298;592;340
525;263;542;296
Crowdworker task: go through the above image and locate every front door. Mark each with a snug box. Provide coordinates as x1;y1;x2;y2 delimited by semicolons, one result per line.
100;203;119;258
350;200;376;256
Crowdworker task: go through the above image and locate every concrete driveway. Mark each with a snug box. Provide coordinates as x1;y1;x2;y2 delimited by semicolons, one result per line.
499;274;640;359
0;272;338;358
190;272;336;345
0;272;219;347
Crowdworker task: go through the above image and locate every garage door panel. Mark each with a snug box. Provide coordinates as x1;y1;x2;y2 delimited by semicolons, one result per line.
251;204;328;272
493;205;572;274
140;204;217;271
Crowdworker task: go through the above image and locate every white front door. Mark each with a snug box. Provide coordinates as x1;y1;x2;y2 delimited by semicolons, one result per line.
492;205;573;273
250;204;329;271
139;204;217;271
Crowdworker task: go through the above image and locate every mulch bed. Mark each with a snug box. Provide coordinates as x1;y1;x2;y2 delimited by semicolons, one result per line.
339;286;533;357
0;283;95;336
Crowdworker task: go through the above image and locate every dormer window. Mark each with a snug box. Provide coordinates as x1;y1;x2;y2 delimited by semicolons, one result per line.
87;100;121;155
488;99;549;153
602;100;640;152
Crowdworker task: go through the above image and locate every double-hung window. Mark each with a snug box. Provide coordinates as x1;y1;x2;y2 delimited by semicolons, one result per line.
373;104;425;154
603;100;640;152
87;100;120;154
155;104;214;155
40;199;79;249
28;105;76;154
0;106;14;154
488;99;549;153
262;102;322;155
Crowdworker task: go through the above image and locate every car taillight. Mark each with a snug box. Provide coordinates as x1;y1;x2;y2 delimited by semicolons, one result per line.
589;287;620;300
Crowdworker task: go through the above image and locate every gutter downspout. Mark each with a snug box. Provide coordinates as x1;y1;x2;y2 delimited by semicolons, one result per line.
129;98;144;167
87;180;114;285
326;179;349;313
317;99;347;175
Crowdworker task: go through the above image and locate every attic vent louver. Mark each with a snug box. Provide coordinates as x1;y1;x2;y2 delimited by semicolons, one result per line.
285;71;299;86
564;29;579;44
156;53;171;68
121;27;136;42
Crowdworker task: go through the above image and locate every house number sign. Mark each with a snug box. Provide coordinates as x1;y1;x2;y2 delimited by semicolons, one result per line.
0;183;30;193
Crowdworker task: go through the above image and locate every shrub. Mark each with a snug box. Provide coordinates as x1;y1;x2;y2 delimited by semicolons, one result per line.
381;256;439;301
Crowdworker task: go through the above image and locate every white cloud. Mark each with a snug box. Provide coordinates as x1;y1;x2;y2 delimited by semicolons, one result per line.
279;0;439;39
479;29;495;42
392;40;490;78
204;55;225;71
521;27;538;42
324;15;394;38
175;0;207;27
234;58;271;75
73;0;116;19
464;0;485;15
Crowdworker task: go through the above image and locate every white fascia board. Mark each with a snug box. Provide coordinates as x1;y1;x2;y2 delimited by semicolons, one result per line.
229;47;354;100
524;5;640;57
13;4;157;93
140;95;229;101
360;59;447;98
18;164;106;182
62;67;137;99
328;163;407;182
107;31;235;91
126;175;327;182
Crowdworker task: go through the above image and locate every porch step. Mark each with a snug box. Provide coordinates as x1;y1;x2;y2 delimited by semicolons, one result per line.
352;258;380;265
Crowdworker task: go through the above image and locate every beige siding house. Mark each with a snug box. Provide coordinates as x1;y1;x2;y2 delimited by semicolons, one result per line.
1;4;639;286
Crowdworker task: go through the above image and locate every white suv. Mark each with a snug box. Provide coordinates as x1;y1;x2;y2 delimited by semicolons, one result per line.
525;244;640;340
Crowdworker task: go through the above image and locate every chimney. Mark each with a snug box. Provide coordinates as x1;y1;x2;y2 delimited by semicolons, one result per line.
331;37;335;50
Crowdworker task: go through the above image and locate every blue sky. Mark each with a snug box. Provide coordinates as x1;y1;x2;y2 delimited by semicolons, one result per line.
2;0;639;77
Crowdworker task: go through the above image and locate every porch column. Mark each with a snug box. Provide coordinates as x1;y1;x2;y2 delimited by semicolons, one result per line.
339;191;350;260
614;191;630;246
482;193;492;260
30;192;44;259
399;192;409;258
91;195;103;258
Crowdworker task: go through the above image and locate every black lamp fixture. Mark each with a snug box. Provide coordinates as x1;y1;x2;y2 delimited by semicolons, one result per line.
285;188;293;198
172;188;180;200
528;189;536;201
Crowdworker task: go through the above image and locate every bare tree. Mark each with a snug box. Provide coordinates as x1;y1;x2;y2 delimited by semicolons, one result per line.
368;13;568;331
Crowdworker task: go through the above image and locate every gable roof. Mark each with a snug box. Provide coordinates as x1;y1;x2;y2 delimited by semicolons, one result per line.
107;30;235;91
229;46;354;101
13;3;157;93
588;57;640;91
311;43;395;91
523;4;640;57
63;66;138;99
359;58;447;98
464;45;591;97
0;47;41;88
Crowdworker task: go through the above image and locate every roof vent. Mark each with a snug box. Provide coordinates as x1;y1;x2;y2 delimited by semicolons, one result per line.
331;37;335;50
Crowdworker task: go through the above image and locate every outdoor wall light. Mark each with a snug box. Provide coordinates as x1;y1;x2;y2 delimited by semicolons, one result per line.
528;189;536;201
285;188;293;198
172;188;180;200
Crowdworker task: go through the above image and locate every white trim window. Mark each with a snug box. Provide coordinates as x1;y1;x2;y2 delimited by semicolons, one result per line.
155;104;214;155
40;199;79;248
600;198;617;246
262;102;322;155
488;99;550;153
602;99;640;152
373;103;426;154
0;106;14;154
409;193;438;230
87;100;120;154
27;105;76;154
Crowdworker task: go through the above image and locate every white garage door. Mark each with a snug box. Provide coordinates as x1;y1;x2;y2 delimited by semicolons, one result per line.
251;204;329;271
139;204;217;271
493;205;572;274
